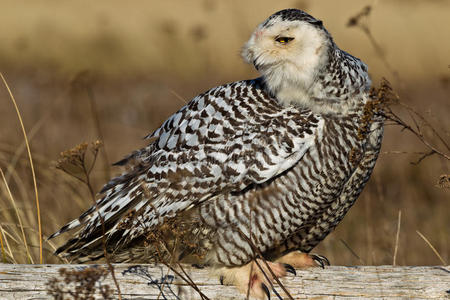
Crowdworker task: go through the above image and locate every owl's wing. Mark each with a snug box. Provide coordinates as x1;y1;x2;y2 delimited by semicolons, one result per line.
50;79;323;257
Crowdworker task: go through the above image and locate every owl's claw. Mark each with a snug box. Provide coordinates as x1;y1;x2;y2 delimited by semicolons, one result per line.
276;251;330;268
310;254;330;269
283;263;296;276
261;283;270;300
219;275;224;285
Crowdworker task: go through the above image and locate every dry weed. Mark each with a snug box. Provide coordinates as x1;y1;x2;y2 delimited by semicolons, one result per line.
47;266;113;300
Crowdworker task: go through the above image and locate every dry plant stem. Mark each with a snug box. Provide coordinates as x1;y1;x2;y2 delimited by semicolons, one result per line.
254;253;293;300
350;6;449;164
0;225;20;244
252;259;284;300
0;168;34;263
159;237;186;300
41;235;69;264
146;205;210;300
398;102;450;152
0;225;16;263
393;210;401;266
245;209;294;299
0;225;22;244
177;262;211;300
340;238;365;265
155;237;210;300
246;205;255;300
86;86;111;180
416;230;447;265
0;226;6;263
168;255;210;299
5;114;47;183
5;76;70;184
245;262;254;300
237;228;295;300
348;6;400;84
93;199;123;299
58;142;123;298
383;108;450;162
81;151;97;200
161;260;210;300
85;169;122;299
101;226;123;300
0;72;43;264
362;25;399;83
169;89;188;105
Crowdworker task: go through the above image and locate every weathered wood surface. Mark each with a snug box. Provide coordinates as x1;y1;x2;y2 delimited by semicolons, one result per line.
0;264;449;299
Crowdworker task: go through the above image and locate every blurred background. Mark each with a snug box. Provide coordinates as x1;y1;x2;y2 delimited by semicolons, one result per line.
0;0;448;265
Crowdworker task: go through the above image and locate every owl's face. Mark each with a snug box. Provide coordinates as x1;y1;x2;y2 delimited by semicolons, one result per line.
242;17;329;71
241;11;332;105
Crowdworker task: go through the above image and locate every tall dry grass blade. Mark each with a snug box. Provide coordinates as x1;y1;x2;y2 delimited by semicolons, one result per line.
0;226;6;263
340;238;365;265
0;225;16;263
44;238;69;264
416;230;447;265
0;224;20;245
5;112;48;183
0;168;34;263
169;89;188;105
86;86;111;180
393;210;401;266
0;72;42;264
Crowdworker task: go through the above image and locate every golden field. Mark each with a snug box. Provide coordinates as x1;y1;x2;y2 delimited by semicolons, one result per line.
0;0;448;266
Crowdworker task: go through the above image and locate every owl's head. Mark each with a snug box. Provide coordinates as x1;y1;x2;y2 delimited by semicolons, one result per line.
242;9;334;106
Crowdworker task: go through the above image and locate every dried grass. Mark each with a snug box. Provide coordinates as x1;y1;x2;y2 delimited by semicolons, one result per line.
0;72;42;263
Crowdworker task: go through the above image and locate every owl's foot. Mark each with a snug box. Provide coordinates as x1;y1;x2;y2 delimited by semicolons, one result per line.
217;259;296;299
276;251;330;269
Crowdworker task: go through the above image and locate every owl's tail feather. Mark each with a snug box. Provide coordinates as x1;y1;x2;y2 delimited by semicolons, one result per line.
47;218;82;240
49;169;150;261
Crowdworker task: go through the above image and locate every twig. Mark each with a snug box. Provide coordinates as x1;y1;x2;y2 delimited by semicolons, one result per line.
81;150;96;201
156;238;211;300
410;150;435;165
348;6;450;165
0;225;6;263
0;225;16;263
245;262;254;300
4;112;48;184
398;102;450;152
89;189;123;299
169;90;188;105
340;238;365;265
237;228;295;300
102;236;123;300
85;160;122;299
393;210;401;266
56;141;122;298
0;72;43;264
86;85;111;180
382;108;450;161
416;230;447;265
177;262;211;300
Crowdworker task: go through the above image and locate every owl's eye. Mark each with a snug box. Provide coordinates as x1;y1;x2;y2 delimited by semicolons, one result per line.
275;36;294;44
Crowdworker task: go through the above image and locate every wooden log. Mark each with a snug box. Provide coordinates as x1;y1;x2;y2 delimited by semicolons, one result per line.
0;264;449;299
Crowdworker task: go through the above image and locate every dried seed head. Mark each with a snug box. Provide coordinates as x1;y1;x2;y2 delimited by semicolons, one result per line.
436;174;450;189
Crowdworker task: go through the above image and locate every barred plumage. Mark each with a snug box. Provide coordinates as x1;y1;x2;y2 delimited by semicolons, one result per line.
51;8;384;298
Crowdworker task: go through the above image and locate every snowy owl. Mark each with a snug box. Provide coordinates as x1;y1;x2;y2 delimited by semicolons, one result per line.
50;8;384;299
